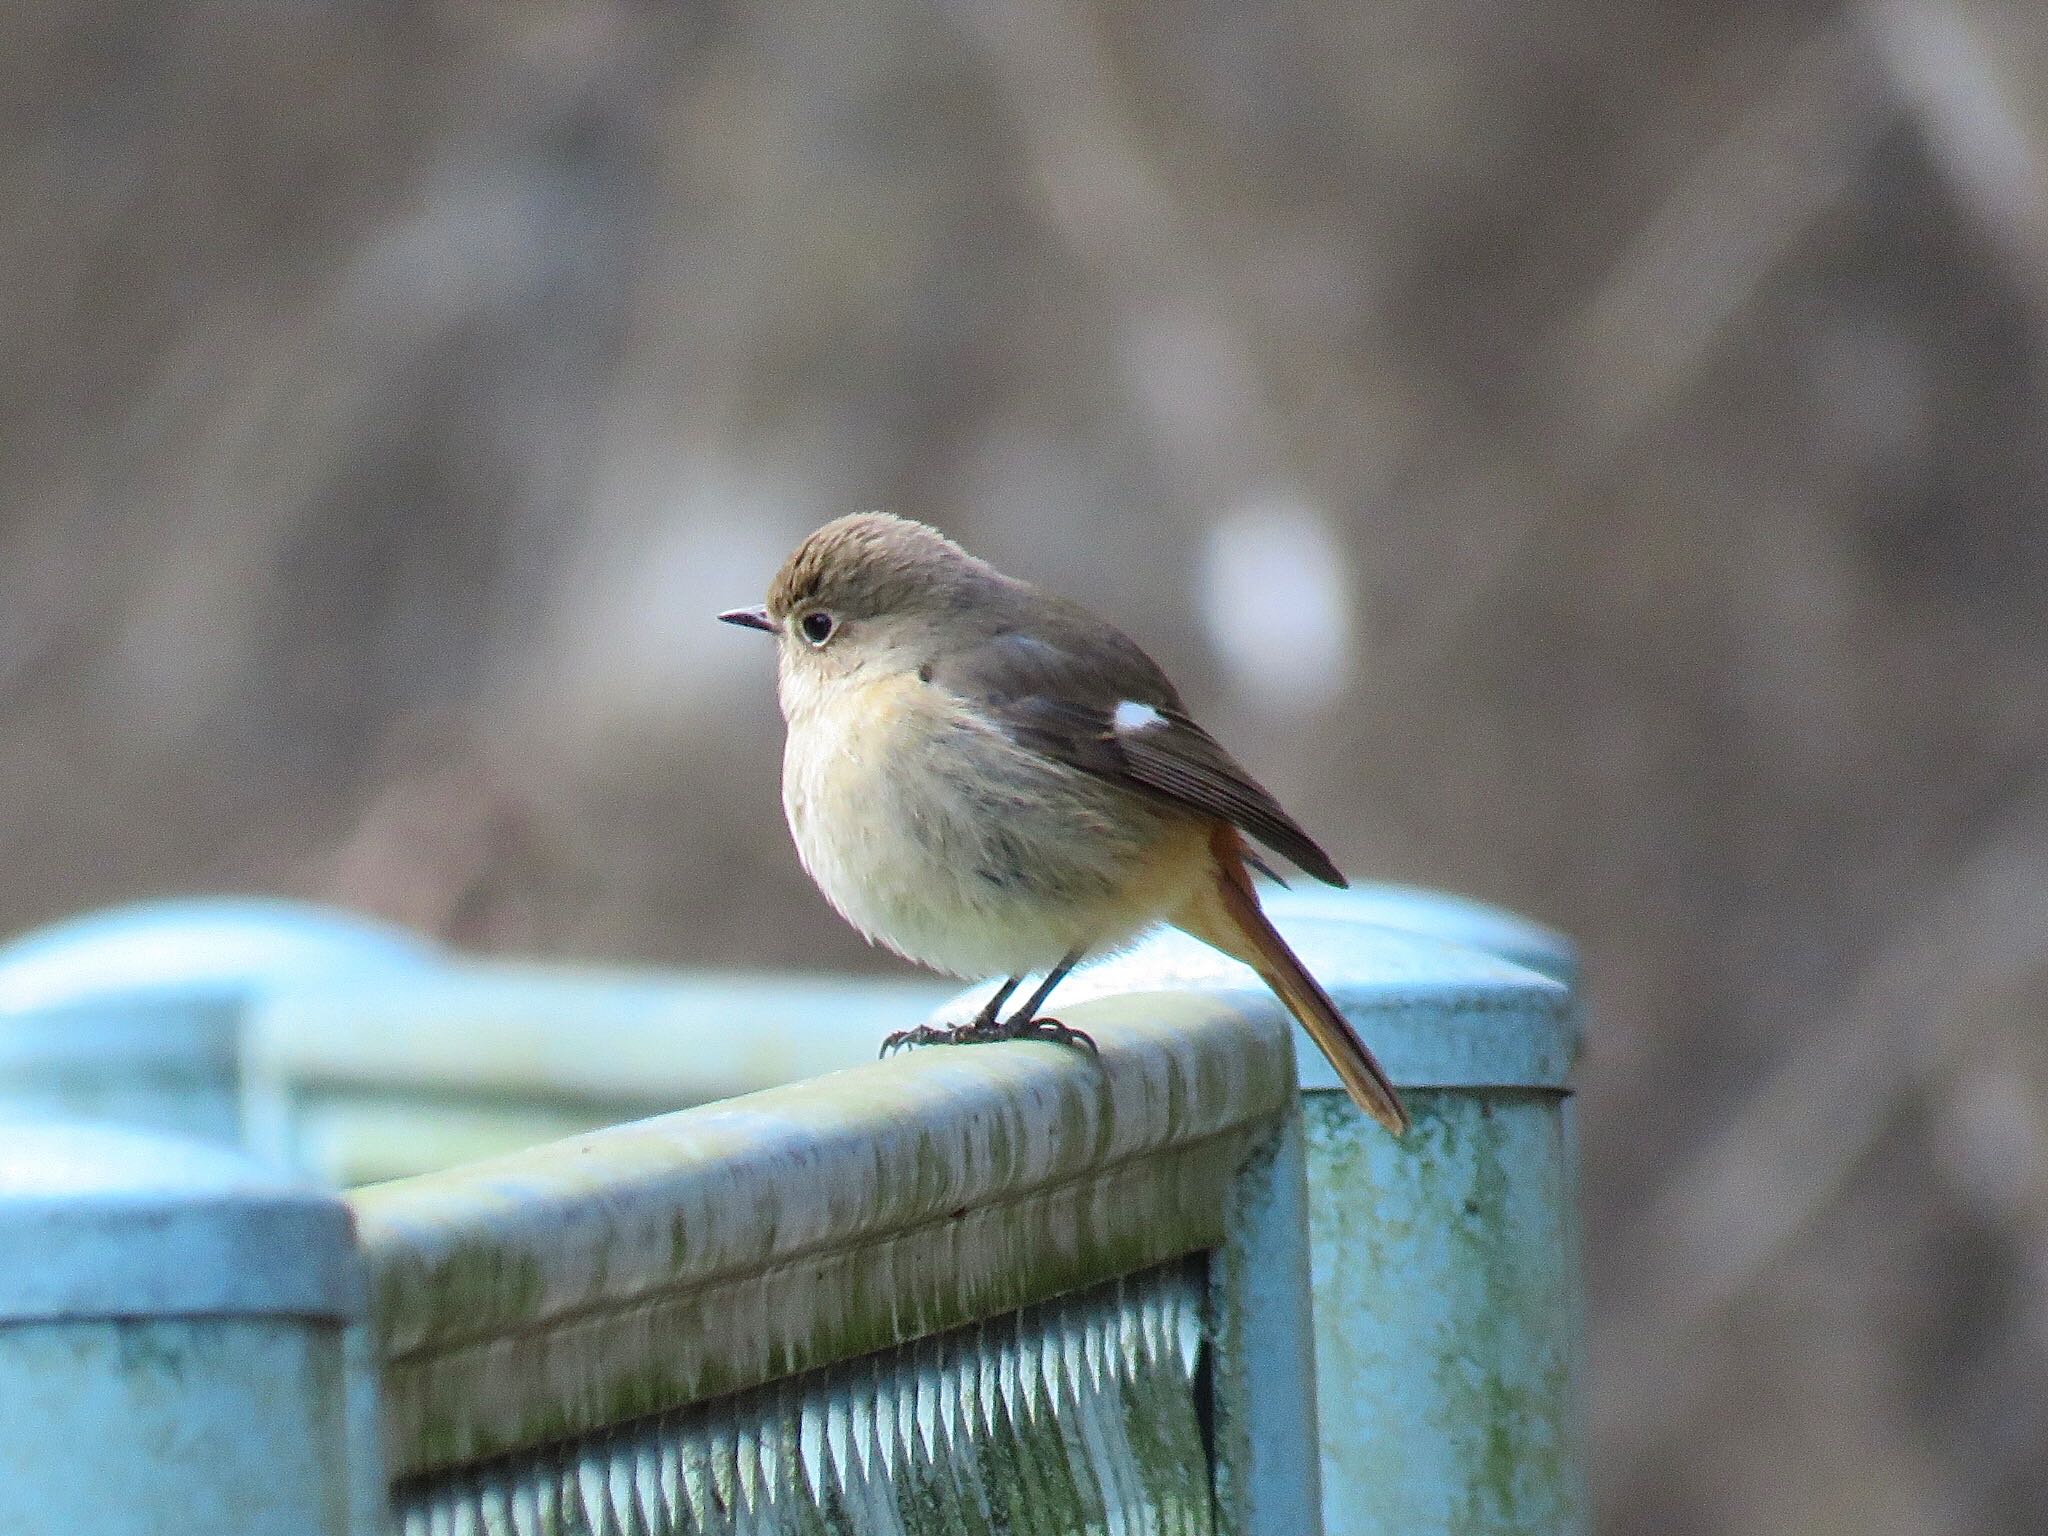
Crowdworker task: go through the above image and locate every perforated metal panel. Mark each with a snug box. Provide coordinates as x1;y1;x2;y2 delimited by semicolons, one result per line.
391;1261;1213;1536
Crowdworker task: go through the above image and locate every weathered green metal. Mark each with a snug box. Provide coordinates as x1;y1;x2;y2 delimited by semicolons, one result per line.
348;992;1308;1492
1272;885;1586;1536
0;1119;362;1320
0;898;434;1014
0;899;435;1150
0;895;945;1182
1207;1091;1325;1536
1264;881;1579;990
0;1120;370;1535
934;887;1587;1536
0;993;246;1147
3;886;1581;1534
392;1262;1213;1535
248;964;949;1182
1298;1088;1584;1534
983;912;1576;1092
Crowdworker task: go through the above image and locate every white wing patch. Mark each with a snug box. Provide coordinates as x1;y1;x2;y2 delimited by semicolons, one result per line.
1112;699;1168;734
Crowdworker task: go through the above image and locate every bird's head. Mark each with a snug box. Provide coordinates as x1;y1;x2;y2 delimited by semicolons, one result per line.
719;513;1003;696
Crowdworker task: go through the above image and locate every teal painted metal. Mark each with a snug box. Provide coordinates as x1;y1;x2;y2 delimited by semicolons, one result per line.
0;899;951;1182
249;964;949;1182
939;912;1576;1093
394;1263;1214;1535
1264;880;1578;989
0;1119;361;1318
1209;1087;1326;1536
0;898;435;1012
939;885;1587;1536
0;1120;372;1535
0;899;436;1149
0;885;1581;1533
1284;894;1588;1536
351;990;1324;1532
0;991;246;1145
1272;884;1586;1536
1298;1088;1584;1535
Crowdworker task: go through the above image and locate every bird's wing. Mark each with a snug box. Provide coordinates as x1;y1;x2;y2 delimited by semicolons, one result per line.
930;615;1347;888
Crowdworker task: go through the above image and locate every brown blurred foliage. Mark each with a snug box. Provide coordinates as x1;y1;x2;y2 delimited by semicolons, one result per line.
4;1;2047;1530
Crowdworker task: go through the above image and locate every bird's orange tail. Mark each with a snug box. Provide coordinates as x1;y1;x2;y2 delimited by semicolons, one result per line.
1174;826;1409;1135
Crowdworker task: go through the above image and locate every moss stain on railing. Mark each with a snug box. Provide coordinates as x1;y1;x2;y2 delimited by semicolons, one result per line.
1303;1084;1585;1536
1;884;1582;1534
350;993;1299;1478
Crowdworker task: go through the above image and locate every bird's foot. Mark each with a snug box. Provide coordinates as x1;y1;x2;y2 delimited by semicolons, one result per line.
989;1015;1099;1056
878;1013;1013;1055
878;1022;969;1056
878;1014;1098;1057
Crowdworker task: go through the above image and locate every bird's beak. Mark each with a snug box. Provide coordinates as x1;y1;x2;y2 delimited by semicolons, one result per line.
718;605;775;632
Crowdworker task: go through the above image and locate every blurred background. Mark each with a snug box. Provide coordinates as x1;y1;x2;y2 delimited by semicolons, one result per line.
4;0;2046;1530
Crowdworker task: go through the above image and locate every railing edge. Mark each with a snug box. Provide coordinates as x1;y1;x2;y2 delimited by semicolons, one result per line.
349;988;1297;1476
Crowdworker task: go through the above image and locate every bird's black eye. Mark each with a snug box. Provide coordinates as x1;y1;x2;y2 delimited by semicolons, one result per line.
799;610;836;647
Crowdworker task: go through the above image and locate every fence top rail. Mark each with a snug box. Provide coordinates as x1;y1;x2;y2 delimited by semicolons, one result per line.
347;988;1296;1475
941;918;1575;1091
248;963;951;1109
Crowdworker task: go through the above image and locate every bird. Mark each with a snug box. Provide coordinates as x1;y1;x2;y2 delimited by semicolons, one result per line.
719;512;1407;1134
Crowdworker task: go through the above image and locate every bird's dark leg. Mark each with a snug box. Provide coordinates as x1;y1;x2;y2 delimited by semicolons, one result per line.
879;974;1023;1055
990;950;1097;1056
974;974;1026;1029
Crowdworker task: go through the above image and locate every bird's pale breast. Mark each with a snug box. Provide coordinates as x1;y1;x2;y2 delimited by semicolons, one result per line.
779;667;1209;978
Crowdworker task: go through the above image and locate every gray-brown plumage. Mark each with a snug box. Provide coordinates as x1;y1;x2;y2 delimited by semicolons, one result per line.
721;512;1407;1134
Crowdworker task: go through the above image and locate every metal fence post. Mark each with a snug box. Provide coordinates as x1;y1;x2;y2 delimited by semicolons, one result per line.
0;899;435;1156
0;1119;371;1535
1209;1094;1327;1536
979;881;1589;1535
1262;881;1578;990
1271;885;1585;1536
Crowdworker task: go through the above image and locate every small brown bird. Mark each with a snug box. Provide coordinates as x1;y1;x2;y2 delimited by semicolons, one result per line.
720;513;1407;1134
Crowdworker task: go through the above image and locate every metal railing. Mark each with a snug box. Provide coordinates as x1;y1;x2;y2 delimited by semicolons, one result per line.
0;882;1584;1534
354;990;1318;1534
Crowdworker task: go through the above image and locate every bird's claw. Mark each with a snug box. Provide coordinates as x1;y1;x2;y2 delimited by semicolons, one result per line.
878;1017;1011;1056
878;1015;1098;1058
878;1023;959;1057
1004;1016;1099;1056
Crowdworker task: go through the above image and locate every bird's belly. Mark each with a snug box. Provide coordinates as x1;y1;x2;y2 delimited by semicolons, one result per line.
791;812;1103;978
781;676;1207;979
